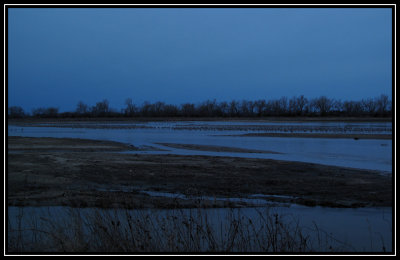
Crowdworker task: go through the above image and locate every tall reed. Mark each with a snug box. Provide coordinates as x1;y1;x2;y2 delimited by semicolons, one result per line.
7;205;372;253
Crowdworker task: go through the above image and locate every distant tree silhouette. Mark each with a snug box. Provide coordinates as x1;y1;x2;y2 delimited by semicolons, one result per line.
10;94;392;119
375;94;390;116
8;106;25;118
124;98;137;116
91;99;110;117
361;98;377;116
254;99;267;116
32;107;59;118
181;103;196;117
343;100;362;116
295;95;308;116
229;100;239;117
311;96;333;116
76;101;88;115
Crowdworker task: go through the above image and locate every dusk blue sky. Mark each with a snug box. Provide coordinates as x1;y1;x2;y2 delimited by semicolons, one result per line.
8;7;392;112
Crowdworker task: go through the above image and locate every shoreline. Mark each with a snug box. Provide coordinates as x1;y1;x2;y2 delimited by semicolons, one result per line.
7;136;138;152
155;142;283;154
7;136;392;209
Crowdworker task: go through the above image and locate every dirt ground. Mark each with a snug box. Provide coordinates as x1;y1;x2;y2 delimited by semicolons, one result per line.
7;136;392;209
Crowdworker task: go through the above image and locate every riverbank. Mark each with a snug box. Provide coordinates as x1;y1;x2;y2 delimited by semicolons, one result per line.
155;142;283;154
7;136;392;209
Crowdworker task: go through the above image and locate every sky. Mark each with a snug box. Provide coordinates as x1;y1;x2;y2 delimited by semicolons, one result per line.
7;7;392;112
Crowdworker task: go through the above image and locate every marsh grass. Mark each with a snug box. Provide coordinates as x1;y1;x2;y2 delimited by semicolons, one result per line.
7;205;379;253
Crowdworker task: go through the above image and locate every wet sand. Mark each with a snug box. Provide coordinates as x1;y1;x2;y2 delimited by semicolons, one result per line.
7;136;392;209
7;136;138;152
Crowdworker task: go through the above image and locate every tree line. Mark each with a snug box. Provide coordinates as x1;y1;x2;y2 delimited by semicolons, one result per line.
8;94;392;119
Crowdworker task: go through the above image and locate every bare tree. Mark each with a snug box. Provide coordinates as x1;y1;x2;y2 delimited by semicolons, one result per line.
23;95;391;119
311;96;333;116
375;94;390;116
32;107;59;118
124;98;136;116
229;100;239;117
240;100;254;117
361;98;377;115
92;99;110;117
76;101;88;115
8;106;25;118
218;101;229;117
181;103;196;117
32;107;45;117
278;97;288;115
163;104;178;117
343;101;362;116
295;95;308;116
140;101;151;117
267;99;283;116
288;97;297;116
198;99;218;117
153;101;166;116
254;99;266;116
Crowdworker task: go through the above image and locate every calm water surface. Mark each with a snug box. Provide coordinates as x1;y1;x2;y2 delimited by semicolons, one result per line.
7;205;392;252
8;121;392;172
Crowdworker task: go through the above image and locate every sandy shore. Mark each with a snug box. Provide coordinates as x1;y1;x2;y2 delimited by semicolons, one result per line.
7;136;392;209
7;136;138;152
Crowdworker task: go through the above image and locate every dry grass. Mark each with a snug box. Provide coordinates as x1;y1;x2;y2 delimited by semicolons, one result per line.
7;205;368;253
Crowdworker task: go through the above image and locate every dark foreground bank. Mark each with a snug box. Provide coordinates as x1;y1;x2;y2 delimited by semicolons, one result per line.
7;136;392;209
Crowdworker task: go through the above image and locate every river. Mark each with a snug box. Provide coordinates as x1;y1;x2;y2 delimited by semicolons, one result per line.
7;120;393;252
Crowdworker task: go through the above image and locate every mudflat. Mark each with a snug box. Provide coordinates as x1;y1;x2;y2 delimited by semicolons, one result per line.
7;136;137;152
7;136;392;209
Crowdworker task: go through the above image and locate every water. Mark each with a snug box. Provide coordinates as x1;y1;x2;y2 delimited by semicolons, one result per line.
141;190;296;206
28;120;393;134
7;205;392;252
7;120;393;252
8;121;392;172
